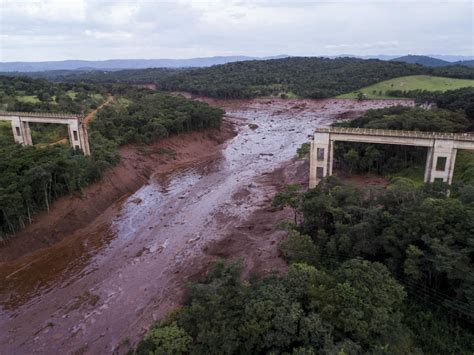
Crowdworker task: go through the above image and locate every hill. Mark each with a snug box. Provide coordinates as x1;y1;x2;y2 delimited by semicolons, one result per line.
391;55;451;67
337;75;474;99
5;57;473;100
153;57;430;99
455;60;474;67
0;55;288;72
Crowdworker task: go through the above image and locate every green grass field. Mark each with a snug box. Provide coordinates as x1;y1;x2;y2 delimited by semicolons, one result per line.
16;95;40;103
66;90;77;99
337;75;474;99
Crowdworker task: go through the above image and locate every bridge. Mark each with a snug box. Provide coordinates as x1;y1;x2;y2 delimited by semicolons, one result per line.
309;127;474;188
0;111;90;155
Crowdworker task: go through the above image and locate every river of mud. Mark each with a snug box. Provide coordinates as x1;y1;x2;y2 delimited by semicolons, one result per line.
0;98;413;354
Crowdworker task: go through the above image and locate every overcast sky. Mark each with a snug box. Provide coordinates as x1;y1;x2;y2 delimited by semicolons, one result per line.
0;0;472;62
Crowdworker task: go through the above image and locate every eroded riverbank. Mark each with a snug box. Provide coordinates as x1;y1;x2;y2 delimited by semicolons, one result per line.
0;98;413;354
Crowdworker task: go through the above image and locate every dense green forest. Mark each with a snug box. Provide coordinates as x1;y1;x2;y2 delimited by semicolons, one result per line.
92;90;223;145
0;77;224;240
137;177;474;354
155;58;474;99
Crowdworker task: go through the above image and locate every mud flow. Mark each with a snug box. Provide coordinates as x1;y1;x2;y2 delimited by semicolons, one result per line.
0;98;412;354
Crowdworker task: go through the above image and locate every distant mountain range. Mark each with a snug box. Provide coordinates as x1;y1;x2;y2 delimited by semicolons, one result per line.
390;55;474;68
0;55;289;72
1;54;473;72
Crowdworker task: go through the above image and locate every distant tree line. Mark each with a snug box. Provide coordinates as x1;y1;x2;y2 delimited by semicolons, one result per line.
148;57;434;99
5;57;474;100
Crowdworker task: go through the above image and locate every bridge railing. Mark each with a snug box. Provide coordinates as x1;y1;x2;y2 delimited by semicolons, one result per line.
0;111;81;119
315;127;474;142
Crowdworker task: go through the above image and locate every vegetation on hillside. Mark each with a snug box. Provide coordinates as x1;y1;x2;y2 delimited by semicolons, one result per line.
385;87;474;126
391;55;451;67
92;90;223;145
5;57;473;100
0;78;224;240
155;57;432;99
0;75;106;113
337;75;474;99
137;176;474;354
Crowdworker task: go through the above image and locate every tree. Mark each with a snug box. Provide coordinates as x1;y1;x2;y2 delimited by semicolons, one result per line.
343;149;359;174
273;184;302;223
279;230;320;266
308;259;406;349
144;322;192;355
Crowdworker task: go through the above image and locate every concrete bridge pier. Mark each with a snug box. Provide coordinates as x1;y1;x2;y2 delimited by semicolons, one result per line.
424;140;457;184
67;119;91;155
309;131;333;188
10;116;33;145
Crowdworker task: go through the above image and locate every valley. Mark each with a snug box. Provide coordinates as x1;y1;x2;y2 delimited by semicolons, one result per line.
0;98;410;353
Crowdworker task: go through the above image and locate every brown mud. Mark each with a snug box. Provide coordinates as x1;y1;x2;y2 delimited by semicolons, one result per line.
0;98;413;354
0;121;235;262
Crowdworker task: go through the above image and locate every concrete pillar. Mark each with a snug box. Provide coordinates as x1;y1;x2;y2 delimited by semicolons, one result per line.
309;131;331;188
10;116;25;144
67;119;91;156
447;148;457;185
78;121;91;156
21;121;33;145
425;139;457;184
68;121;81;151
423;147;433;183
309;140;316;188
329;140;334;176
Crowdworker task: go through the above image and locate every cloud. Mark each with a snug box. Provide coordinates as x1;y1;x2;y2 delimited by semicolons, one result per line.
0;0;472;61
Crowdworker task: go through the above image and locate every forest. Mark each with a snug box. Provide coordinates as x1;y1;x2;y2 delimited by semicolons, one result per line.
154;58;474;99
11;57;474;100
0;77;224;240
385;87;474;127
137;177;474;354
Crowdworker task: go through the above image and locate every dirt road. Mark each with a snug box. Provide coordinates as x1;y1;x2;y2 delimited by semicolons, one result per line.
84;94;114;126
0;98;413;354
47;95;114;147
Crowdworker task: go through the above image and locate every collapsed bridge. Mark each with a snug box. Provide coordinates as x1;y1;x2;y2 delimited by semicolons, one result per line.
0;111;90;155
310;127;474;188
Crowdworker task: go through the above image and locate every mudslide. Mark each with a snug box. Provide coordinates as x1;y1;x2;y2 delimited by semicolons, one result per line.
0;98;413;354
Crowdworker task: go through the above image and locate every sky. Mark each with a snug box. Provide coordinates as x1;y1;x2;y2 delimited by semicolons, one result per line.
0;0;473;62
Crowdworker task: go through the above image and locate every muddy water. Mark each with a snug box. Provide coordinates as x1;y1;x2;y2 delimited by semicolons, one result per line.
0;99;412;354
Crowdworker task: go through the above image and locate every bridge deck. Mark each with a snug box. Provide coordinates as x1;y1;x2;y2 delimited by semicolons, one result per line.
0;111;81;120
315;127;474;142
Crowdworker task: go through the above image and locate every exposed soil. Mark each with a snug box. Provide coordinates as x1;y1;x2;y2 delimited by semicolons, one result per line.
0;121;236;262
0;98;413;354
